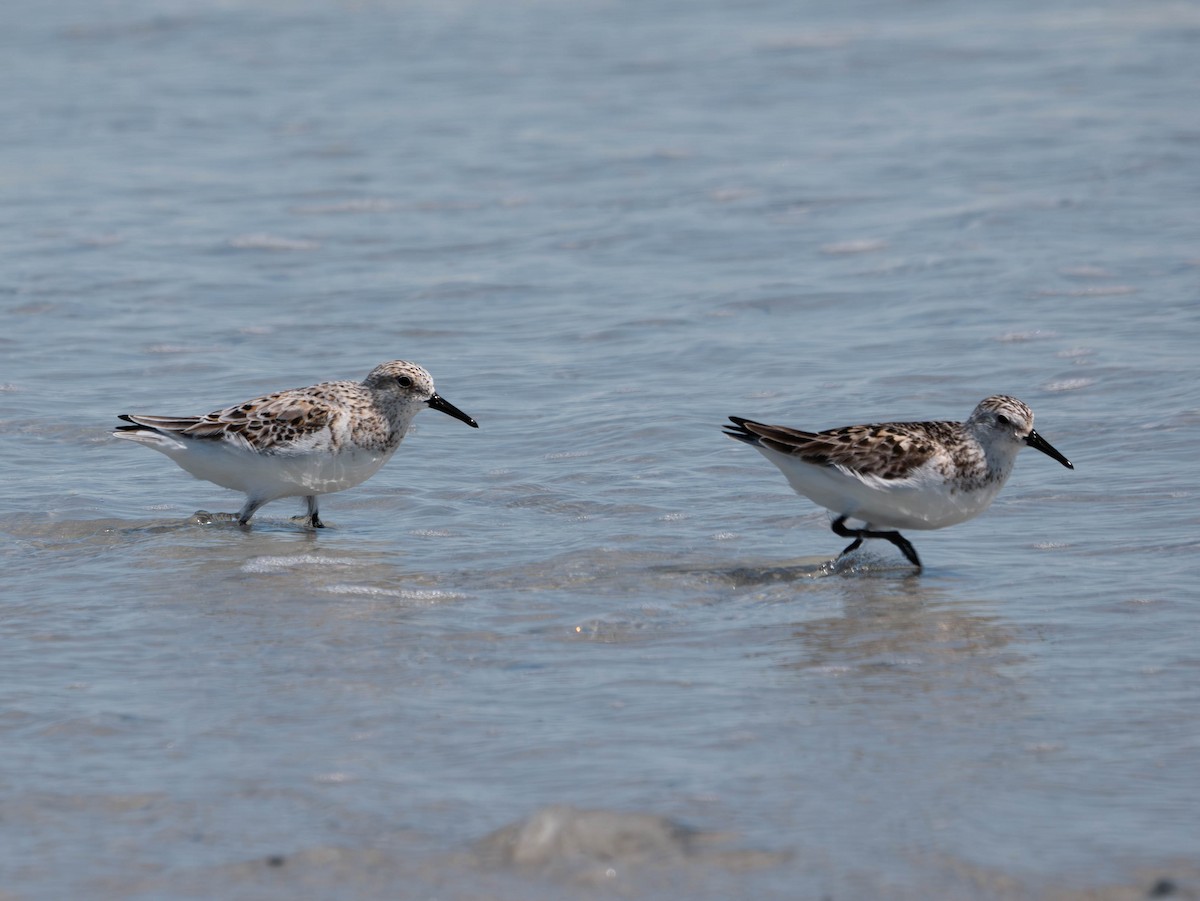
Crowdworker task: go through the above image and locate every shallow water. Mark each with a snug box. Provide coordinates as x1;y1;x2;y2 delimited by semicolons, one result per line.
2;0;1199;897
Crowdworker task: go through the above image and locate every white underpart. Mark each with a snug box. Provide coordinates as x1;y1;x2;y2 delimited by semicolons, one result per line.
114;428;397;501
753;445;1015;531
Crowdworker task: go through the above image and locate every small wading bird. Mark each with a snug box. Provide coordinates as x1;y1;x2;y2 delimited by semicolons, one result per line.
724;395;1073;568
113;360;477;528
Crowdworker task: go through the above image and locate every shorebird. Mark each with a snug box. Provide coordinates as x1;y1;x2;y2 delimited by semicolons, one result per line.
114;360;477;527
724;395;1073;567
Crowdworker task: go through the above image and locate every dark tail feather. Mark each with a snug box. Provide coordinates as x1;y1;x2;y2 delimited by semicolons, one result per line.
114;414;171;437
723;416;762;445
115;414;159;436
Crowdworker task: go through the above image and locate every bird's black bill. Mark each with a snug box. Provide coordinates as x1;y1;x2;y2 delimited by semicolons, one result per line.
1025;429;1073;469
427;393;478;428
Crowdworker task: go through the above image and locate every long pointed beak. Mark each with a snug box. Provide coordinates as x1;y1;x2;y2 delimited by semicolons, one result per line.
1025;429;1072;469
427;393;478;428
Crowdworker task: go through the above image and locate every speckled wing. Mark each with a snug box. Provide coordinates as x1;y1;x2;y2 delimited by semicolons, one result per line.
725;417;948;480
119;390;335;452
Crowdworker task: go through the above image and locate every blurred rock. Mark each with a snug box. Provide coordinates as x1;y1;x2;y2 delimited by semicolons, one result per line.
477;805;698;867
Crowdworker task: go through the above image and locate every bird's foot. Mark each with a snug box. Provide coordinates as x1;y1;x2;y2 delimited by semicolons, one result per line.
289;514;326;529
831;516;922;569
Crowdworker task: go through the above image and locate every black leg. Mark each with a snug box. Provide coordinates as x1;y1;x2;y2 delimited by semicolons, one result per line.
831;516;864;557
884;532;921;568
304;496;325;529
831;516;921;568
237;497;268;527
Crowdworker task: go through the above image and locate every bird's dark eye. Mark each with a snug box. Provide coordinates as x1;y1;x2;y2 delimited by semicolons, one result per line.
397;376;414;388
996;414;1010;426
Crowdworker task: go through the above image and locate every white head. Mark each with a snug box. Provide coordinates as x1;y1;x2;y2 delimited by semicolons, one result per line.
967;395;1072;469
362;360;478;429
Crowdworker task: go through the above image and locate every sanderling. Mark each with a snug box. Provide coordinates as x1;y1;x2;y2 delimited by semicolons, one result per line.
724;395;1073;568
114;360;478;528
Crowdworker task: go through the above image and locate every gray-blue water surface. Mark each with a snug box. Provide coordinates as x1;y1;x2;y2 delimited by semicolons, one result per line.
2;0;1198;897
